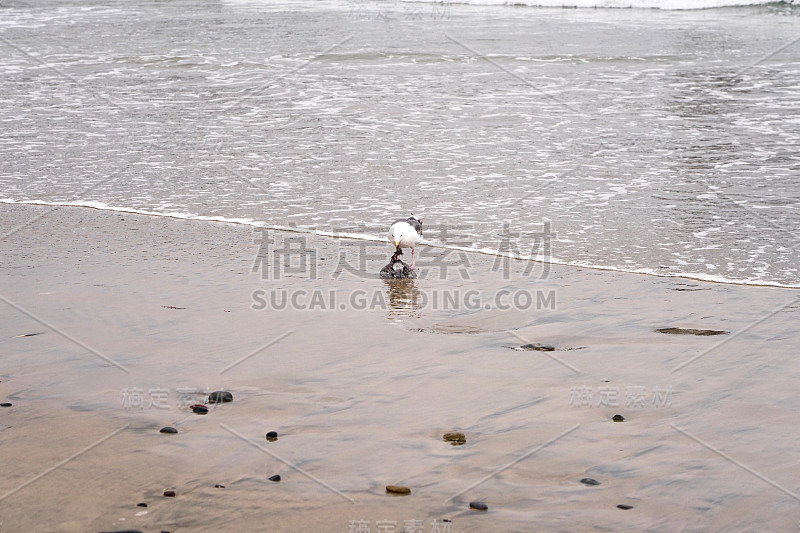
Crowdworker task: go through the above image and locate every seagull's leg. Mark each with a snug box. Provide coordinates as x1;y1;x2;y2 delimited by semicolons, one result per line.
411;248;418;269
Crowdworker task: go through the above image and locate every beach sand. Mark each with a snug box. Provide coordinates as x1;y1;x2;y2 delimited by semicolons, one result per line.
1;203;799;532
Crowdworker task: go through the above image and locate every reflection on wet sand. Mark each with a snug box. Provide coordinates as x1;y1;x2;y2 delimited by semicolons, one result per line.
383;278;422;320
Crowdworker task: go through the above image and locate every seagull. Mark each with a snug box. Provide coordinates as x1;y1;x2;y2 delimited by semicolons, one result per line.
388;214;423;269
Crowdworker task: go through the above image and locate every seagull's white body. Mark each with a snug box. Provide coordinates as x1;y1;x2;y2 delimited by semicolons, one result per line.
389;215;423;268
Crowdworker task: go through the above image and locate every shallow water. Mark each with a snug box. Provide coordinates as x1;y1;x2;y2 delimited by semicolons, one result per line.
1;0;798;286
2;203;800;532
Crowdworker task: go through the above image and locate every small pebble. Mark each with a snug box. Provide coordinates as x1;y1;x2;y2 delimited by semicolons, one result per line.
655;327;727;336
520;343;555;351
163;490;176;497
617;504;634;510
0;403;11;407
580;478;600;486
443;432;466;445
268;475;281;482
612;414;625;422
191;405;209;415
208;391;233;404
386;485;411;495
136;502;148;507
266;431;278;441
469;501;488;511
214;484;225;489
159;427;178;434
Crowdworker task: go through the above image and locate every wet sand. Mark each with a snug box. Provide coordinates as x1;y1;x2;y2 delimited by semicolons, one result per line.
1;203;799;532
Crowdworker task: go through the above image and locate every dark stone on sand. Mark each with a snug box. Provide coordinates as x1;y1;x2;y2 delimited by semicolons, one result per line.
268;475;281;482
160;426;178;434
163;490;176;497
520;343;556;351
379;255;416;279
136;502;148;507
617;504;634;510
208;390;233;404
443;432;466;445
469;501;488;511
191;404;209;414
655;327;728;336
266;431;278;441
386;485;411;495
612;414;625;422
215;484;225;488
580;478;600;486
0;402;11;407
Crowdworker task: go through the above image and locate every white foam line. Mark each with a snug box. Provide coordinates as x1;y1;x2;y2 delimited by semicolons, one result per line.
3;198;799;289
402;0;784;10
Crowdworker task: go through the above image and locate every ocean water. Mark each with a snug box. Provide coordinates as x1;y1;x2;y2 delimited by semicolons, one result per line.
0;0;798;287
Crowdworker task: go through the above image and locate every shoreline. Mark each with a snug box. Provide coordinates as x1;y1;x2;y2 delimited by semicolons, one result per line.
2;199;797;290
1;203;799;532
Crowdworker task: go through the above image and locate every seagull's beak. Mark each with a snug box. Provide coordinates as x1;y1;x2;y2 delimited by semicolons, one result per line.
394;241;399;247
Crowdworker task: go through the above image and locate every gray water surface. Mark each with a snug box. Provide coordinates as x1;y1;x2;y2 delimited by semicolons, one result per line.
1;0;798;285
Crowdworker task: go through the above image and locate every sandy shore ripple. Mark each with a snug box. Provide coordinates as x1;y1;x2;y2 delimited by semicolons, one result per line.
1;204;799;532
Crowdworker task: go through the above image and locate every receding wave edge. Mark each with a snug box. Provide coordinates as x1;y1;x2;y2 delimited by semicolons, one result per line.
3;198;798;289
